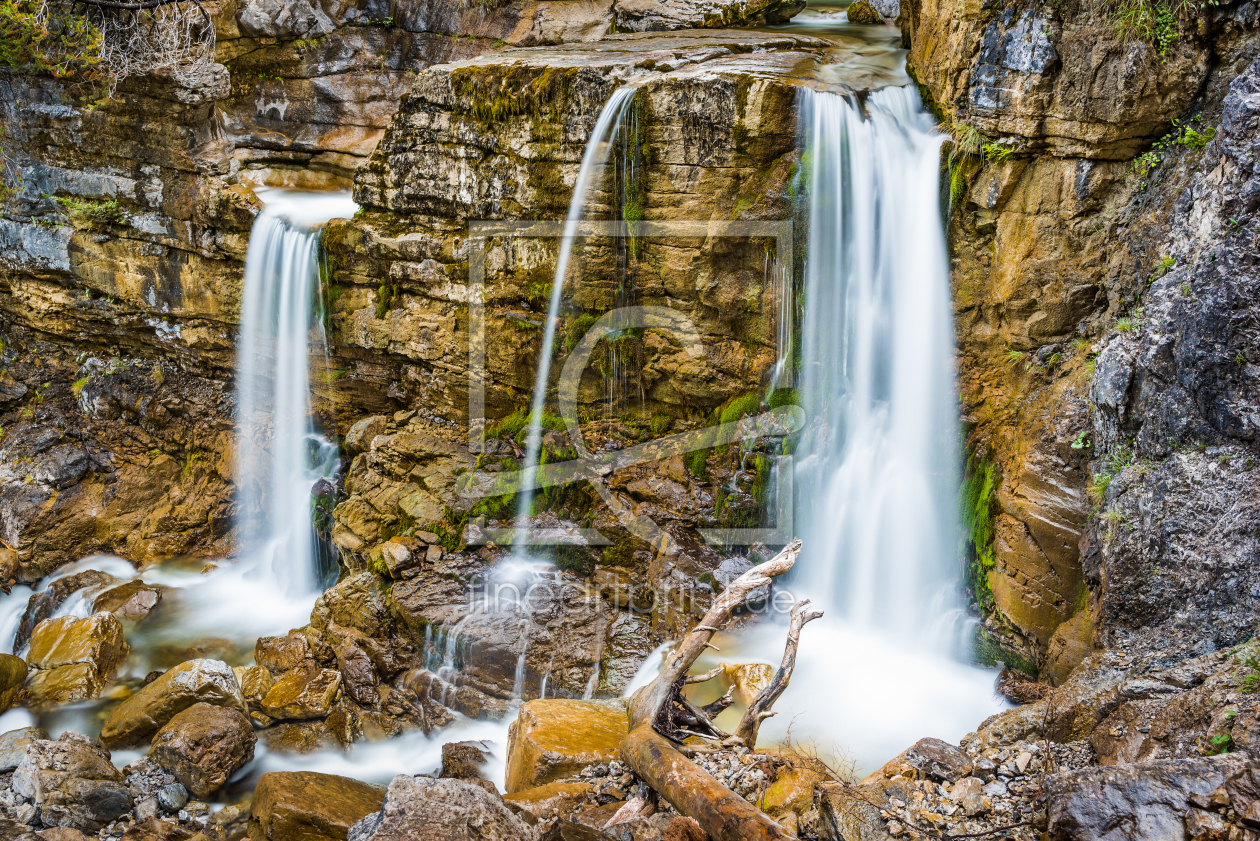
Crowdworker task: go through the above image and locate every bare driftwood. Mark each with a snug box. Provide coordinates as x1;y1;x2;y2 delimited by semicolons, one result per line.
620;538;819;841
734;599;823;746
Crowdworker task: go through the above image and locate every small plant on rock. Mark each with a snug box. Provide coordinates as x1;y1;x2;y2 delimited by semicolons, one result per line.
1235;641;1260;693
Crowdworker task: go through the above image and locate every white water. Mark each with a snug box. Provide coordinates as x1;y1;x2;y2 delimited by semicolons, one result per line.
693;87;1005;773
235;189;353;597
511;86;638;552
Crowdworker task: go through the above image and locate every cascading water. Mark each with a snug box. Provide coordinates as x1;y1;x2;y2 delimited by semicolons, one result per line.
234;190;354;597
679;87;1005;772
512;86;638;551
792;85;963;645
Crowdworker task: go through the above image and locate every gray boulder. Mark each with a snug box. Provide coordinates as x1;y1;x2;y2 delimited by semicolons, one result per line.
349;775;533;841
12;732;131;832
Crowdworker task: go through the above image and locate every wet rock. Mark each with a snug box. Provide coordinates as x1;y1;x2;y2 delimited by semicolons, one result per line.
441;741;491;781
39;828;94;841
92;580;163;621
1047;754;1252;840
846;0;882;23
505;699;629;794
725;663;774;706
248;771;385;841
0;370;27;406
15;570;121;651
345;416;388;456
12;732;131;833
100;659;248;749
0;653;27;713
349;775;533;841
597;613;655;697
254;634;316;676
25;612;129;706
0;726;48;771
147;702;256;798
904;738;972;783
232;665;275;710
258;720;339;755
260;666;342;720
308;572;406;682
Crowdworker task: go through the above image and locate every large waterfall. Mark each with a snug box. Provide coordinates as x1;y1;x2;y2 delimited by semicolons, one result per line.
793;86;965;644
234;190;354;597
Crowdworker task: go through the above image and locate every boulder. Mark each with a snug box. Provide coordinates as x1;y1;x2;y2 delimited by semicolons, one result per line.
259;720;338;754
345;416;388;455
248;771;385;841
260;667;342;720
503;781;594;821
348;776;533;841
1046;754;1252;841
845;0;883;23
12;732;132;832
441;741;491;781
92;580;163;621
233;664;275;709
119;818;195;840
816;781;893;841
0;726;48;771
505;699;628;794
255;633;316;675
100;659;247;749
25;612;129;706
0;653;27;713
147;702;256;798
903;738;972;782
15;570;121;651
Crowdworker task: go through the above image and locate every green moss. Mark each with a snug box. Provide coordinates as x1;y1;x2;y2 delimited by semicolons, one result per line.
767;388;798;410
649;414;672;436
961;450;998;611
71;376;89;397
565;312;600;351
450;63;580;126
55;196;123;231
717;391;764;426
375;281;397;320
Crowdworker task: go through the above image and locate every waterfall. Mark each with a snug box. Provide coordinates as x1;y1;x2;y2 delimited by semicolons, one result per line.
511;86;638;552
792;86;963;645
679;87;1005;773
234;190;355;596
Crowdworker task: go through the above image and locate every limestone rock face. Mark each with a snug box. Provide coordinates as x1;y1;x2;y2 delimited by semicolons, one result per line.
92;581;163;621
348;775;533;841
504;699;628;794
147;702;256;798
24;612;130;707
12;732;132;833
100;659;248;749
248;771;385;841
902;0;1210;158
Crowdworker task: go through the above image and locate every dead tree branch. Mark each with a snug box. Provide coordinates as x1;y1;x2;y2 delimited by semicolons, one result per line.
619;538;806;841
734;599;823;747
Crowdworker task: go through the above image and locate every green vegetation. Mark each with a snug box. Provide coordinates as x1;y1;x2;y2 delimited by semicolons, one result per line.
961;451;998;611
1133;116;1217;178
565;312;600;351
1148;254;1175;284
649;413;672;436
55;196;123;230
71;376;89;397
981;142;1014;164
375;281;397;319
1236;640;1260;693
483;406;565;443
1071;430;1092;450
1115;316;1138;332
1089;446;1134;506
0;0;103;79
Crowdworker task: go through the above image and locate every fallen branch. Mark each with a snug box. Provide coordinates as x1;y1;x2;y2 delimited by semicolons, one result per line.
734;599;823;747
619;539;808;841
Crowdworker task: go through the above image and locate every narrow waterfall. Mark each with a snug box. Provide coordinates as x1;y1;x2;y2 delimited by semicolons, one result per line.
793;86;963;645
234;190;355;596
512;86;638;552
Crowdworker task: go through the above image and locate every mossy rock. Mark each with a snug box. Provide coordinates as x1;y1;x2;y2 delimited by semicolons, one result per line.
846;0;883;23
